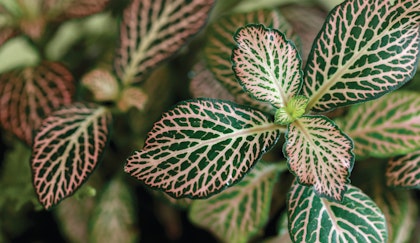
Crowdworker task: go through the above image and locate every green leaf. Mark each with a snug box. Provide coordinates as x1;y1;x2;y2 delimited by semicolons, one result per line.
0;61;75;145
125;99;282;198
339;91;420;158
204;9;295;113
114;0;214;85
284;116;354;201
386;150;420;189
287;181;388;243
232;24;302;109
304;0;420;112
89;177;139;243
274;95;308;125
189;162;281;243
31;103;112;209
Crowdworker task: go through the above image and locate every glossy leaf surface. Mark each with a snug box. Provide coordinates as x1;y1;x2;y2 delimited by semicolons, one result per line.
114;0;214;84
387;151;420;188
285;116;354;201
189;162;281;243
340;91;420;158
304;0;420;112
232;24;302;109
204;9;294;113
125;99;282;198
0;62;74;145
31;103;112;209
287;181;387;243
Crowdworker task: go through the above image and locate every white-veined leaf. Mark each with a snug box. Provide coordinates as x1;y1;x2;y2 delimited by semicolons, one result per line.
114;0;214;85
304;0;420;112
0;61;75;145
189;162;281;243
232;24;302;109
284;116;354;201
204;9;295;113
89;177;139;243
339;91;420;158
31;103;112;209
387;150;420;188
287;181;388;243
125;99;282;199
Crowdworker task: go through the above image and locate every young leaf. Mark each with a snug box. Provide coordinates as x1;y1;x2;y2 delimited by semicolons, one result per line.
117;87;148;112
114;0;214;85
189;162;282;243
386;151;420;188
339;91;420;158
82;69;119;102
232;24;302;109
287;181;388;243
304;0;420;112
31;103;112;209
204;9;294;113
284;116;354;201
0;61;75;145
125;99;282;199
89;177;139;243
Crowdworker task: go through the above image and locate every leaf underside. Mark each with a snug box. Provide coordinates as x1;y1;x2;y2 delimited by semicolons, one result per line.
189;162;281;243
340;91;420;158
114;0;214;85
387;150;420;188
31;103;112;209
232;24;302;109
284;116;354;201
287;181;387;243
304;0;420;112
125;99;281;199
0;61;75;145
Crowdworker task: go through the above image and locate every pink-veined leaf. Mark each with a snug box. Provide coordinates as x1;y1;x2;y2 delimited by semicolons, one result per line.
232;24;302;109
0;61;75;145
339;91;420;158
304;0;420;112
114;0;214;85
42;0;109;21
31;103;112;209
386;150;420;188
125;99;283;199
204;9;295;113
284;116;354;201
81;69;119;102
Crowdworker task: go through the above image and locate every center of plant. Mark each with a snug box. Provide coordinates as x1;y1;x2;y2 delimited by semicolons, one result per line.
274;95;309;125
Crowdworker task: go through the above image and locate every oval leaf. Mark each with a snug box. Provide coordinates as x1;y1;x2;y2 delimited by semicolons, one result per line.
232;24;302;109
114;0;214;85
387;150;420;188
287;181;388;243
0;61;75;145
189;162;282;243
304;0;420;112
205;9;295;113
284;116;354;201
125;99;282;198
339;91;420;158
31;103;112;209
82;69;119;102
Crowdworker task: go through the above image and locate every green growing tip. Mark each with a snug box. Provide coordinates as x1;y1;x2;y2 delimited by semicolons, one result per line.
274;96;309;125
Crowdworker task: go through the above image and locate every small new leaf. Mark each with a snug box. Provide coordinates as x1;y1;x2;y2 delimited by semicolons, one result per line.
275;96;308;125
125;99;282;198
31;103;112;209
82;69;119;102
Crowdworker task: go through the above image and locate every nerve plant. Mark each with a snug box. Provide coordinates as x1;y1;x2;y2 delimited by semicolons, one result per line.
123;0;420;242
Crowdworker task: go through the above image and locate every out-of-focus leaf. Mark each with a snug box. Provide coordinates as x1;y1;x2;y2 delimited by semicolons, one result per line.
82;69;119;102
387;150;420;189
117;87;148;112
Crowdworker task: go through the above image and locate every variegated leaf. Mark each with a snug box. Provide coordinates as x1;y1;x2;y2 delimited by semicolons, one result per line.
82;69;119;102
287;181;388;243
43;0;109;21
387;150;420;188
189;162;282;243
89;177;139;243
284;116;354;201
117;87;148;112
232;24;302;109
31;103;112;209
340;91;420;158
114;0;214;85
125;99;282;198
0;61;75;145
205;9;295;113
304;0;420;112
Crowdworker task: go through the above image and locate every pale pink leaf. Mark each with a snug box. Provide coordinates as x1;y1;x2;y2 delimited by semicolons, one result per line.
387;151;420;188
